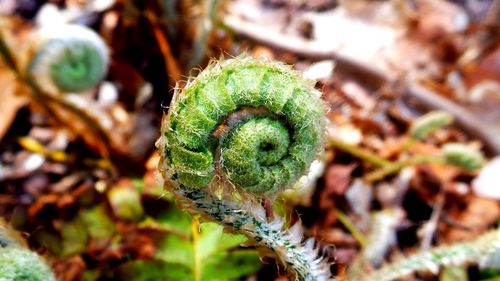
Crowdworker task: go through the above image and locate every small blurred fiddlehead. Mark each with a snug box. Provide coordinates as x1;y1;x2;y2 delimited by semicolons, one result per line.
157;57;333;281
27;24;109;94
0;20;118;158
0;223;56;281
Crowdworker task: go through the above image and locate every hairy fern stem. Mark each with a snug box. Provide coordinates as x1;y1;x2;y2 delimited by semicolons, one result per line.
167;182;334;281
360;228;500;281
157;57;334;280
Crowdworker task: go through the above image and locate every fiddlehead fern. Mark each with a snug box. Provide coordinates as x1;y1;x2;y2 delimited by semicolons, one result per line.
161;58;325;195
27;24;109;94
157;57;333;280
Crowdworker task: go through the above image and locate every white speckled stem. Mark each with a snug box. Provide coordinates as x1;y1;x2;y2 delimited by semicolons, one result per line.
172;185;335;281
361;228;500;281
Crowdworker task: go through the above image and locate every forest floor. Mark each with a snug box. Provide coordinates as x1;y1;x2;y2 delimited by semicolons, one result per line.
0;0;499;280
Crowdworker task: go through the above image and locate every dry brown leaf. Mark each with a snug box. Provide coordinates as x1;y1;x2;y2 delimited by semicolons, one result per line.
323;164;356;200
445;197;500;242
0;68;28;140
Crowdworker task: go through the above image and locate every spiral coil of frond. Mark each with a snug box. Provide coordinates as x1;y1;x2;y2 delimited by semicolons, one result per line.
27;24;109;94
160;57;325;195
157;57;333;281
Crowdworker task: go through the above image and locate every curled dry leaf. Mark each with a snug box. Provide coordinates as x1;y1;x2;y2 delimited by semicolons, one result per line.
445;197;500;242
0;69;28;141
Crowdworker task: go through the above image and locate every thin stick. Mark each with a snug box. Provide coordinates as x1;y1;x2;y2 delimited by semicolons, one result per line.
364;155;445;183
328;138;392;168
336;210;368;248
144;10;182;83
223;15;500;155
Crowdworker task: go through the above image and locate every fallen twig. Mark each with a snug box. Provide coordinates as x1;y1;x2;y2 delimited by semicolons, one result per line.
403;82;500;155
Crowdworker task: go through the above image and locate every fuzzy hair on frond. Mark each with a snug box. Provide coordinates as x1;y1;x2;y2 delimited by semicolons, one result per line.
27;24;109;94
360;228;500;281
164;178;336;281
159;56;327;196
157;56;333;280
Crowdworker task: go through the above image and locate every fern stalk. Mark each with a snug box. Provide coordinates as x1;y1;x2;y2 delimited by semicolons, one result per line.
167;183;333;281
157;57;334;280
360;228;500;281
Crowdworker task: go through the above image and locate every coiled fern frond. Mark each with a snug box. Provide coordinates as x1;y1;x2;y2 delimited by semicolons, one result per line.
157;57;333;281
160;57;325;196
27;24;109;94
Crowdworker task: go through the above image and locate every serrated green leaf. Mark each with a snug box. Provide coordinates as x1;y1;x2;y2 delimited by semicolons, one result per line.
156;234;193;267
194;222;261;281
118;260;192;281
155;221;261;281
202;250;262;281
153;203;192;237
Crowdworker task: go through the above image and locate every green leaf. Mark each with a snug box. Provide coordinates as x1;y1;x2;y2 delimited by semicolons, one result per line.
82;270;100;281
108;184;144;221
61;217;88;256
480;268;500;280
118;260;192;281
202;250;262;281
80;205;115;239
153;203;192;237
156;234;193;267
442;143;485;171
440;266;468;281
196;222;224;259
197;222;248;258
409;110;454;140
156;221;261;281
34;230;63;256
